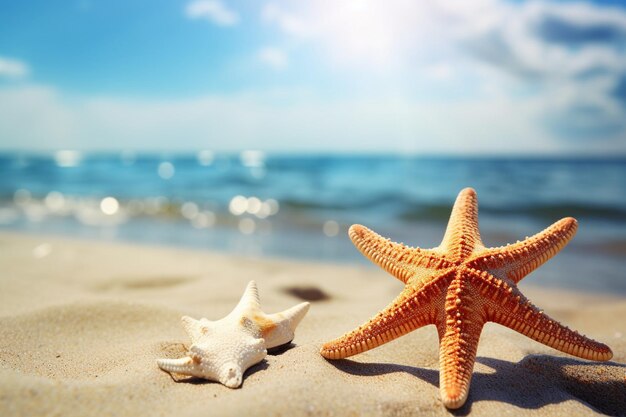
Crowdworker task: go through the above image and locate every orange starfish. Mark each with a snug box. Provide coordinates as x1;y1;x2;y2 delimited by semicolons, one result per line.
320;188;613;409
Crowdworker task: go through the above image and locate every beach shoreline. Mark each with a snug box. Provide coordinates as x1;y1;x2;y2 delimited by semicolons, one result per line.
0;232;624;416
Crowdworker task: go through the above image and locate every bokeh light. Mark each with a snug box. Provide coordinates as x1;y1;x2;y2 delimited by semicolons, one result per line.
100;197;120;215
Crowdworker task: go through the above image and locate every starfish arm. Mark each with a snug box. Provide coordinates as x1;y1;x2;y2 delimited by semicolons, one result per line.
349;224;445;284
180;316;204;341
231;280;262;315
235;338;267;385
436;274;486;409
260;302;310;349
320;272;452;359
466;268;615;361
468;217;577;283
467;269;613;361
156;356;208;379
437;323;483;410
491;294;613;361
439;188;483;261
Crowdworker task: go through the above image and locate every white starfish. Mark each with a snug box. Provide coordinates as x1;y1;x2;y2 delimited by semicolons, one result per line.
157;280;310;388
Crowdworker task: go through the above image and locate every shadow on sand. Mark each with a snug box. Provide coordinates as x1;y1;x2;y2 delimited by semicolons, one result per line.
327;355;626;416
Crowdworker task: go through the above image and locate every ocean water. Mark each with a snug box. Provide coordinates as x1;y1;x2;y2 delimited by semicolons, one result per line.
1;152;625;294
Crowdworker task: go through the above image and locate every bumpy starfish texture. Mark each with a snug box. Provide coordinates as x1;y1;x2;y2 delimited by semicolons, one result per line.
158;280;309;388
320;188;613;409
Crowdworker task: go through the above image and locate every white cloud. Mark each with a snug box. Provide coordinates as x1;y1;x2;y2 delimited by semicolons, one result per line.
257;47;288;70
261;1;626;76
261;1;495;72
459;2;626;79
262;1;419;71
185;0;239;26
261;0;626;140
423;64;455;81
262;3;310;37
0;86;76;148
1;83;624;154
0;56;30;78
455;1;626;138
1;1;625;152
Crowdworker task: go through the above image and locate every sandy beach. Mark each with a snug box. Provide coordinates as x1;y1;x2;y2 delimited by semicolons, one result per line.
0;231;624;416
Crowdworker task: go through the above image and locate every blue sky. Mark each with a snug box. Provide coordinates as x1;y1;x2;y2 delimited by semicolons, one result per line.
1;0;625;154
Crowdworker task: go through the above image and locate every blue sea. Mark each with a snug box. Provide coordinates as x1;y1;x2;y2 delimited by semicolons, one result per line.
1;151;625;294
